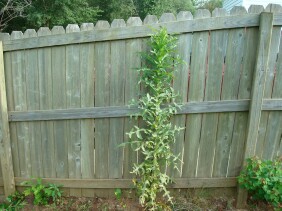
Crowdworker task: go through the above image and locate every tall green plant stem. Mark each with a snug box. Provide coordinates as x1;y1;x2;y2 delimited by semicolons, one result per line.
127;28;183;210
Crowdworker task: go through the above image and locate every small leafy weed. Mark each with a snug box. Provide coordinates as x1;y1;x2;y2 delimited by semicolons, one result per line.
238;156;282;208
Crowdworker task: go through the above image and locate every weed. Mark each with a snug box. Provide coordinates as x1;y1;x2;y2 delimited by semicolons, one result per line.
0;191;26;211
22;178;63;205
125;27;184;210
238;156;282;208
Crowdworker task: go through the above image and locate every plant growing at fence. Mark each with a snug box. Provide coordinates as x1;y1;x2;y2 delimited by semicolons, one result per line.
238;157;282;208
126;27;183;210
22;178;63;205
0;191;26;211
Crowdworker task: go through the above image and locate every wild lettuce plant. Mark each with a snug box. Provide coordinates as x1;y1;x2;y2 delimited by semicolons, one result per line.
127;28;183;210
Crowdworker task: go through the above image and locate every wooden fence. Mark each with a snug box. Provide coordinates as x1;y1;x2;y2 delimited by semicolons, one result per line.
0;4;281;204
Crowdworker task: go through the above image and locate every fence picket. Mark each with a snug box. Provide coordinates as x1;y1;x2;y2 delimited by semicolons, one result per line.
51;27;69;197
123;17;142;179
259;4;282;160
108;19;126;180
11;31;31;178
168;11;192;178
213;7;246;177
80;23;95;197
94;20;111;197
197;8;228;178
182;9;211;178
0;33;20;178
24;29;43;178
227;5;264;177
66;24;82;197
38;27;55;178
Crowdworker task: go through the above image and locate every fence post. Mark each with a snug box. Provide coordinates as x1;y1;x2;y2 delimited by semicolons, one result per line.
0;41;15;196
236;12;273;208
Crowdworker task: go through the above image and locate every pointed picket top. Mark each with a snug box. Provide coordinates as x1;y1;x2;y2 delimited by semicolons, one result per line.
265;3;282;13
194;9;211;19
24;29;37;38
127;17;142;27
230;6;247;15
51;26;65;35
177;11;193;21
80;23;94;31
144;15;158;25
66;24;80;33
159;13;176;23
95;20;110;29
37;27;51;36
212;8;228;17
248;5;264;14
111;19;126;28
0;33;10;41
11;31;24;40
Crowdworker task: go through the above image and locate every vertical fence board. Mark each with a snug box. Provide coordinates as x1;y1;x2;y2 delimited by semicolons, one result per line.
109;20;126;179
11;31;31;178
94;21;110;197
24;30;43;177
213;7;246;177
262;32;282;160
38;27;55;178
51;27;68;195
197;9;228;178
123;17;142;179
227;5;264;177
66;24;82;197
0;33;20;177
259;5;282;160
80;23;95;197
182;10;211;178
0;41;15;196
237;12;273;208
168;11;192;178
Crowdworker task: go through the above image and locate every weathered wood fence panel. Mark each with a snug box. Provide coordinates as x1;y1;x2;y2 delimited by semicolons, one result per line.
0;5;281;208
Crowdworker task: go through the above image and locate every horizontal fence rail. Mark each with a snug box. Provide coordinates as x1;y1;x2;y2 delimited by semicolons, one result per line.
7;99;282;122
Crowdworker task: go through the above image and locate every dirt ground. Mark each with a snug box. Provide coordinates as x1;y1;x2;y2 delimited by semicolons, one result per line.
18;189;276;211
0;188;276;210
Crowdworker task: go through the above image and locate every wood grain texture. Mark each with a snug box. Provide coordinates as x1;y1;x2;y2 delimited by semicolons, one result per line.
24;29;43;178
213;7;246;177
8;100;251;122
0;33;20;178
256;5;282;159
80;23;95;197
259;5;282;160
197;8;228;178
51;26;68;181
123;17;142;179
1;14;263;51
228;5;264;178
11;31;31;178
244;12;273;159
182;9;211;178
37;27;55;178
168;11;192;178
66;24;82;197
109;19;126;179
94;21;110;183
262;30;282;160
0;42;15;196
236;11;273;209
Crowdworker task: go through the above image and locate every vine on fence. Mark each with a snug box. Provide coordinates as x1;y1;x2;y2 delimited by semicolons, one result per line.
126;28;184;210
